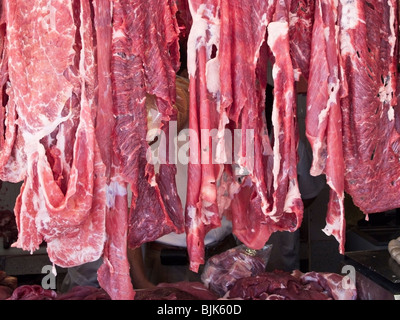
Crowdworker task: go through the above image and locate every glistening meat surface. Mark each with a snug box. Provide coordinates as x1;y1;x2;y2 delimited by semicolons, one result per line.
339;0;400;215
306;0;345;253
111;0;184;251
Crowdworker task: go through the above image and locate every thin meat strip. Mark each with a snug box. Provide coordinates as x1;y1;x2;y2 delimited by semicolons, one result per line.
265;0;303;238
0;1;17;181
94;0;135;300
306;0;345;253
186;0;223;272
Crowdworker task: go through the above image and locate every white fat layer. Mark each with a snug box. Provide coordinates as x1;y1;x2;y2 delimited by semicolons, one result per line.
21;112;71;155
187;3;220;77
106;181;127;208
112;28;125;40
379;75;394;104
187;205;201;232
388;0;396;56
293;68;301;81
206;56;220;95
267;21;284;194
339;0;362;56
267;21;288;52
324;26;330;43
340;0;364;30
319;74;339;127
388;106;395;121
340;32;354;56
255;180;269;213
322;194;345;238
215;112;230;164
187;205;196;219
271;104;281;192
283;180;301;213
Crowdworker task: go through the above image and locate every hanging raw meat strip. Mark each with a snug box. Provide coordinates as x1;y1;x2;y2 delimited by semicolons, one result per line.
0;1;16;181
339;0;400;214
288;0;315;81
110;0;184;250
219;0;273;249
186;0;223;272
229;0;303;248
94;0;135;300
186;0;304;270
44;0;107;267
7;0;107;268
306;0;345;253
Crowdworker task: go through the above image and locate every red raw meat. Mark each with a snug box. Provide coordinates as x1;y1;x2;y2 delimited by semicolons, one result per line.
185;0;304;271
7;285;57;300
306;0;400;252
0;3;16;181
134;281;218;300
219;0;273;250
306;0;345;253
227;270;356;300
56;286;111;300
228;0;303;248
339;0;400;214
186;0;225;272
6;0;106;268
297;270;357;300
94;0;135;301
266;0;304;237
111;0;184;250
288;0;315;80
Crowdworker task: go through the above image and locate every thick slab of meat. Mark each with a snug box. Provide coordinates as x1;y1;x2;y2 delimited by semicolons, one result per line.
111;0;184;250
339;0;400;215
306;0;345;253
7;0;107;268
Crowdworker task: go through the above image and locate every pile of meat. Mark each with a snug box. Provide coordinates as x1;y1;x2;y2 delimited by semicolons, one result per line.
225;270;357;300
0;270;356;300
201;244;273;297
134;282;218;300
0;0;398;299
3;284;110;300
132;270;357;300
